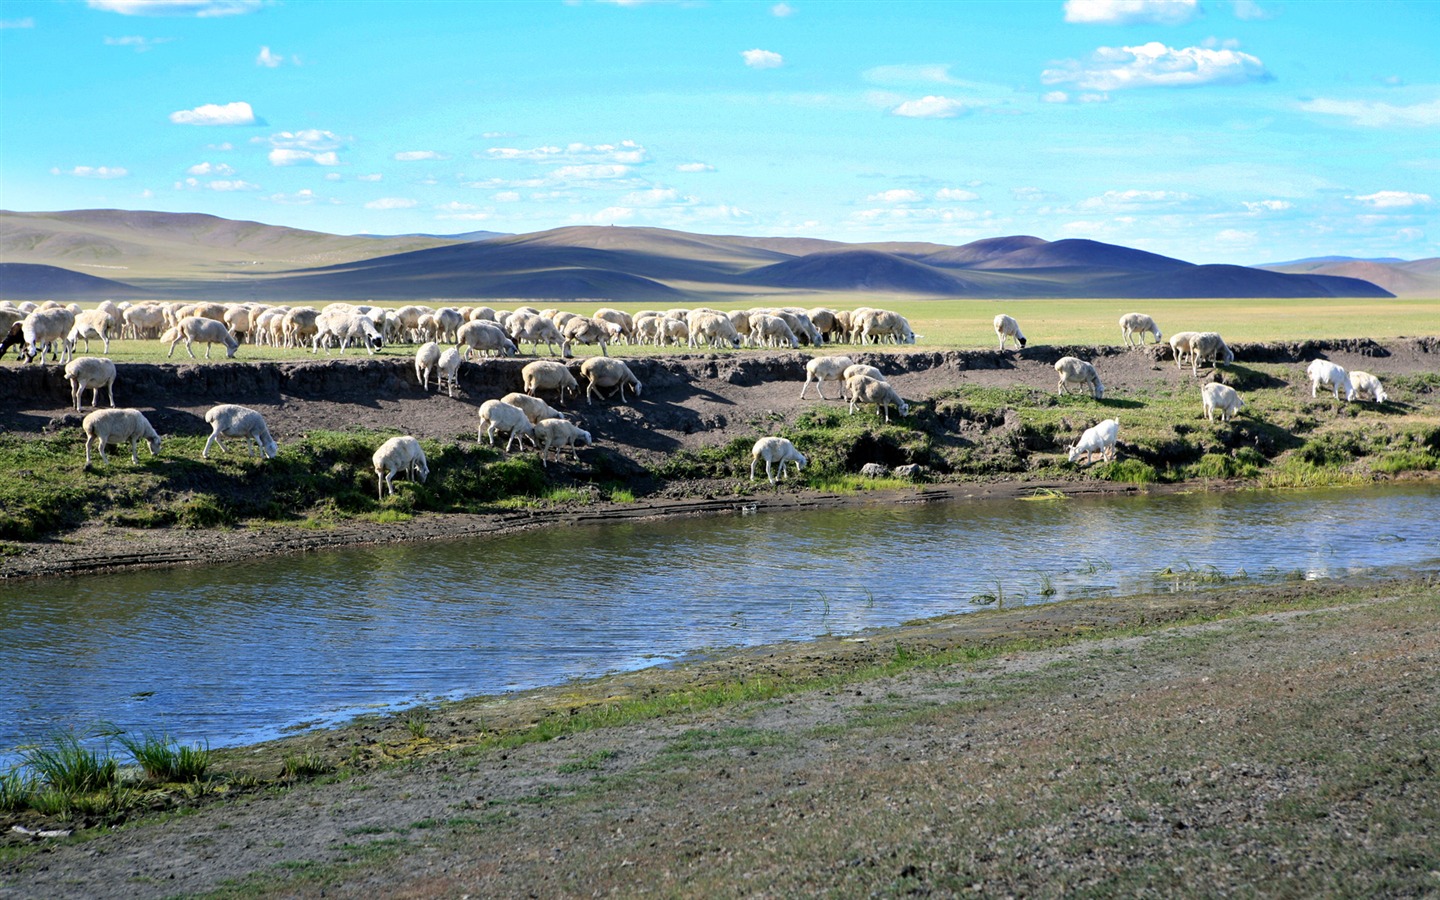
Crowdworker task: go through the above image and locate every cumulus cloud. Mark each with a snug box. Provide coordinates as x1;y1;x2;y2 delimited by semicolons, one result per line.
364;197;418;210
1013;186;1061;202
357;173;383;182
256;45;284;67
1299;97;1440;128
169;101;259;126
552;164;631;180
51;165;129;179
1242;199;1292;212
1351;190;1433;208
771;2;794;16
862;64;961;86
89;0;260;16
492;191;521;203
268;149;340;166
105;35;172;51
265;129;346;151
394;150;450;161
1063;0;1198;25
936;188;979;201
186;161;235;176
174;176;259;191
675;162;715;173
619;187;695;207
1042;42;1270;91
1043;90;1111;103
742;48;783;69
867;189;922;203
1078;189;1195;209
264;189;323;205
485;140;647;164
889;95;970;118
1231;0;1273;21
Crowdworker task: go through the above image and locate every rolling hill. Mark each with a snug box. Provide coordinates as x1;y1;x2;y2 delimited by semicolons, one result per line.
1259;257;1440;298
0;209;1403;302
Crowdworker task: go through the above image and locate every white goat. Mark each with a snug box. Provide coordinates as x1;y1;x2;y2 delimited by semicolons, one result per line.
1201;382;1245;422
203;404;279;459
1119;313;1162;348
1307;359;1355;402
477;400;536;453
1067;418;1119;465
1190;332;1234;376
1055;356;1105;399
533;418;592;466
1349;371;1389;404
64;357;117;411
994;314;1026;351
83;408;161;466
750;436;806;483
800;356;855;400
372;436;429;499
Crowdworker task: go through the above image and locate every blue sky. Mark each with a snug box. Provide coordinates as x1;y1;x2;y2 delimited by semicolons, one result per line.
1;0;1436;263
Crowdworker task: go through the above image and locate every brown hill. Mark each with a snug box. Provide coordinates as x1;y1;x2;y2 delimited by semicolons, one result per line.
1261;259;1439;298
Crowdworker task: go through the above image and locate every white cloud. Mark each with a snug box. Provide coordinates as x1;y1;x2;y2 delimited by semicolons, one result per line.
256;45;282;67
88;0;260;15
890;95;970;118
365;197;418;210
619;187;696;207
357;173;383;182
1013;186;1061;202
437;211;494;221
1215;229;1257;244
105;35;171;51
1043;91;1071;104
742;49;783;69
492;191;521;202
1;17;35;27
771;2;794;16
866;189;923;203
436;201;478;212
1063;0;1198;25
1231;0;1273;21
265;129;346;151
174;176;259;191
485;140;647;164
675;162;715;173
1242;199;1292;213
263;189;321;205
51;165;129;179
551;164;632;180
1351;191;1433;208
936;188;979;201
324;173;342;181
1299;97;1440;129
207;142;233;151
862;64;961;86
170;101;258;126
1078;189;1195;209
186;161;234;176
394;150;449;161
268;148;340;166
1042;42;1270;91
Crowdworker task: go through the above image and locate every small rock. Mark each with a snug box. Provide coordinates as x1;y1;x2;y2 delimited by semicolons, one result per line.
859;463;890;478
894;464;924;480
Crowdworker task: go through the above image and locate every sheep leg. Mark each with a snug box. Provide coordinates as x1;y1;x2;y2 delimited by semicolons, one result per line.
766;459;777;484
750;456;759;481
203;432;224;459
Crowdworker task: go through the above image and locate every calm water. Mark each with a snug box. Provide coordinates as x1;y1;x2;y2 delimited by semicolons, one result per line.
3;484;1437;761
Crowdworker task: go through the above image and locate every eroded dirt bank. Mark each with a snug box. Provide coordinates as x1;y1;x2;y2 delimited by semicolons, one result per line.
2;578;1437;897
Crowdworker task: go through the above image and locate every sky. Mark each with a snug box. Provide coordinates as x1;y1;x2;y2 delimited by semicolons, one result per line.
0;0;1437;264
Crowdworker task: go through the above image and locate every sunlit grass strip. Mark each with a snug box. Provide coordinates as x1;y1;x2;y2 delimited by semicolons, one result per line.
117;733;212;783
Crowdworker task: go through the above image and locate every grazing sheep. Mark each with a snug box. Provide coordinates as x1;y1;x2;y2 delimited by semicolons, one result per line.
521;359;579;402
164;316;239;359
593;308;635;344
477;400;536;452
415;341;442;390
750;436;806;483
562;315;617;356
857;309;915;345
436;348;463;398
1349;370;1389;404
692;313;743;349
499;392;565;424
1201;382;1245;422
1119;312;1162;348
202;404;279;459
533;417;592;466
434;307;464;343
1307;359;1356;402
68;309;113;354
82;407;161;466
455;320;516;360
122;303;167;340
510;314;569;357
1067;418;1119;465
580;357;642;404
282;307;321;348
800;355;856;400
846;374;909;423
1189;332;1234;376
750;314;799;349
806;307;839;343
372;435;429;500
313;309;383;355
634;314;663;345
993;314;1026;352
1168;331;1200;370
657;317;690;348
20;308;77;364
64;357;117;411
1054;356;1105;399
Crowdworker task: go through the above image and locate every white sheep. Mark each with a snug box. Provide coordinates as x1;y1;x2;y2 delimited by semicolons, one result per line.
657;317;690;348
750;314;799;349
68;309;113;355
499;392;566;424
1067;418;1119;465
1168;331;1200;370
846;374;909;423
1201;382;1245;422
164;316;239;359
692;313;743;349
800;355;856;400
64;357;117;411
415;341;442;390
456;320;516;359
21;308;77;364
750;436;806;483
372;435;429;499
562;316;616;356
1307;359;1355;402
436;348;463;398
202;404;279;459
1189;332;1234;376
83;408;161;466
1054;356;1104;399
313;310;383;355
857;309;915;345
1119;312;1162;348
533;418;592;466
1349;371;1389;404
522;359;579;402
477;400;536;452
994;314;1026;351
510;314;569;357
580;357;642;404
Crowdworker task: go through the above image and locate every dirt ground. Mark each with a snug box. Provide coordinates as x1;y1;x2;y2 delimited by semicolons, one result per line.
1;336;1433;580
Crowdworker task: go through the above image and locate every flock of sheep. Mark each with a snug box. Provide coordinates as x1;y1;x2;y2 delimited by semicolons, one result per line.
0;297;1396;497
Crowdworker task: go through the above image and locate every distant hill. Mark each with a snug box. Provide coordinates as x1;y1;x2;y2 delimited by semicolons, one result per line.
0;210;1402;301
1259;257;1439;298
355;229;510;242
